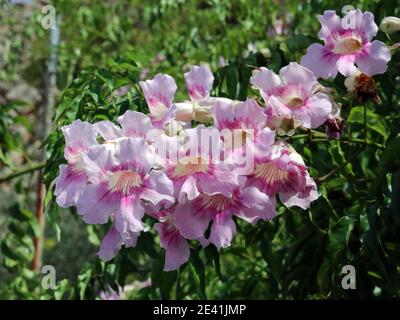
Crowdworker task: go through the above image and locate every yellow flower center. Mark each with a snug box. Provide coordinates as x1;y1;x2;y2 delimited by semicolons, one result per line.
172;156;209;178
287;97;304;108
108;171;142;194
253;162;289;185
334;38;363;55
200;193;233;212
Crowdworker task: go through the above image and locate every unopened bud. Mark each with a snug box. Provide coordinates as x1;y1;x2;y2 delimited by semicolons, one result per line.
324;116;345;140
380;16;400;34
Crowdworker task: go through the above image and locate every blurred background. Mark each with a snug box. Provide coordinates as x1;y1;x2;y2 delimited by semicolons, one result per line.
1;0;399;299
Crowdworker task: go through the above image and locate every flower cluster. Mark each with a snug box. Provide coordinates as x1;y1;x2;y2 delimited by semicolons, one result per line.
54;9;391;271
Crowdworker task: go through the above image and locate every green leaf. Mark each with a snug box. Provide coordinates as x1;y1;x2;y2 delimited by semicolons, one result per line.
348;106;388;139
190;249;207;299
390;172;400;226
151;252;177;299
226;65;239;99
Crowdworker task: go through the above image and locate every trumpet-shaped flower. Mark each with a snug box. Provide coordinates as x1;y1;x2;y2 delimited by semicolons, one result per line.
139;73;177;126
175;65;233;123
98;226;139;261
94;110;154;141
143;201;191;271
251;62;332;129
156;125;239;201
174;177;276;249
246;141;318;209
76;138;174;239
212;98;275;154
301;9;391;78
55;120;98;208
184;65;214;101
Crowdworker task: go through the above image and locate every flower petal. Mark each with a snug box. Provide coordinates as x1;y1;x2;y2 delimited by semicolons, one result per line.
98;227;122;261
279;62;317;93
279;175;318;209
117;110;153;138
356;40;391;75
209;213;236;250
294;92;332;129
301;43;339;79
76;184;113;224
155;222;190;271
250;67;281;101
62;120;98;164
114;195;145;234
55;164;87;208
236;187;277;223
184;65;214;101
94;121;123;141
174;200;211;239
139;73;177;120
317;10;341;41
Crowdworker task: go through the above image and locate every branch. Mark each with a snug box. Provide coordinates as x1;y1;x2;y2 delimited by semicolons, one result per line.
0;163;45;183
289;133;384;149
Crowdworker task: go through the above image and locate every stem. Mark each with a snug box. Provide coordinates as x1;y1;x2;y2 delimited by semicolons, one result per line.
289;133;384;149
364;103;368;146
316;147;363;183
0;163;45;183
32;171;46;273
32;17;60;273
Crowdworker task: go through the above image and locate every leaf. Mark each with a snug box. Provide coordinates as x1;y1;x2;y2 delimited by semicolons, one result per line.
327;215;357;259
390;172;400;226
151;252;177;299
226;65;239;99
190;249;207;299
348;106;388;139
205;245;224;282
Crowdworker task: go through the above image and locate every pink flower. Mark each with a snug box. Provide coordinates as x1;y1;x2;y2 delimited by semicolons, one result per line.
251;62;332;129
301;9;391;78
184;65;214;101
76;138;174;240
175;65;233;123
174;177;276;249
94;110;154;142
139;73;177;126
156;125;239;201
99;286;122;300
246;141;318;210
54;120;97;208
143;201;191;271
212;98;275;154
98;226;139;261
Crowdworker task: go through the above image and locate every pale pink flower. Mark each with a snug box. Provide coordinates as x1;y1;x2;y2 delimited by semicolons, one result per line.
246;141;318;210
212;98;275;155
174;177;276;249
175;65;233;123
54;120;97;208
139;73;177;127
76;138;174;240
301;9;391;78
251;62;332;129
156;125;239;201
98;226;138;261
94;110;153;142
143;200;191;271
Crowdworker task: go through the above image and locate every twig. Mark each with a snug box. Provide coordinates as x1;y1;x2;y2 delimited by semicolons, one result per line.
0;163;45;183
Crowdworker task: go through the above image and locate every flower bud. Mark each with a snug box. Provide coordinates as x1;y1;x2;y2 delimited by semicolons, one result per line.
324;116;345;140
380;16;400;34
